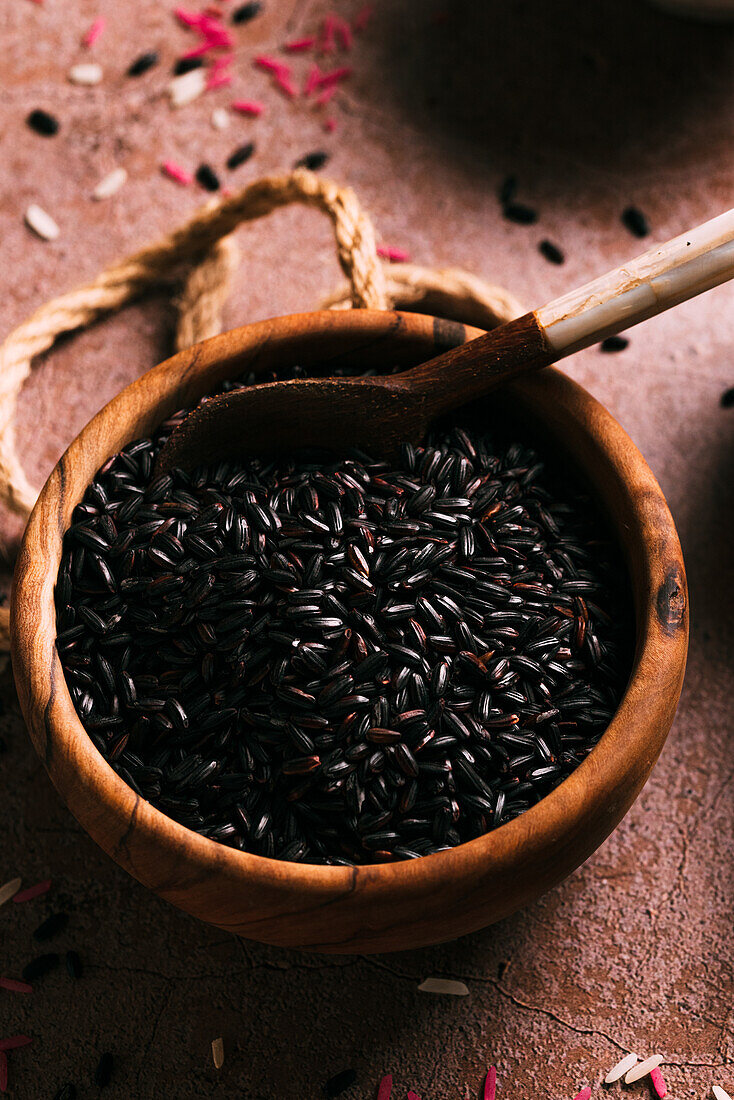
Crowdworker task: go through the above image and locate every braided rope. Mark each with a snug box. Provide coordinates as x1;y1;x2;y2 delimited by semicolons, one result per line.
0;171;519;649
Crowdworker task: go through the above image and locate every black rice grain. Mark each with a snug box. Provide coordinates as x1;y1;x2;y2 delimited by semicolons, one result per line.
325;1068;358;1097
503;202;538;226
295;151;330;171
600;335;629;353
52;1086;77;1100
621;206;650;238
33;912;69;941
720;386;734;409
127;51;159;77
173;56;205;76
65;950;83;979
56;360;631;867
22;953;60;981
94;1052;114;1088
539;240;565;265
27;109;60;136
231;0;263;22
227;142;255;170
196;164;220;192
499;174;518;206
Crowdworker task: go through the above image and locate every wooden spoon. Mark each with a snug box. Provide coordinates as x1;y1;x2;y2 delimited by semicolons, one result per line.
157;208;734;471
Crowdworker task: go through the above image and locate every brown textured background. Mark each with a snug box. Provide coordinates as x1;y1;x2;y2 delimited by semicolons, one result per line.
1;1;733;1098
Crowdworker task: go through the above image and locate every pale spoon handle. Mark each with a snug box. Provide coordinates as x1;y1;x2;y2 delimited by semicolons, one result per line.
537;207;734;355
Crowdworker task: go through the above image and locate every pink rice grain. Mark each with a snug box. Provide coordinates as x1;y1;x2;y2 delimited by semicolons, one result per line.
255;54;290;77
82;16;106;47
650;1068;667;1099
183;42;216;59
162;160;194;185
0;1051;7;1094
0;1037;32;1053
285;37;317;52
12;880;51;904
207;70;232;89
572;1089;591;1100
274;72;298;97
377;1075;392;1100
353;5;373;32
175;7;201;26
335;18;353;50
315;85;338;107
231;99;264;115
484;1066;497;1100
377;245;411;263
407;1093;421;1100
315;65;353;90
0;978;33;995
320;15;338;53
304;63;324;96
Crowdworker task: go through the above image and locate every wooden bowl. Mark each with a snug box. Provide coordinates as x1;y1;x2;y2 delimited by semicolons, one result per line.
11;310;688;954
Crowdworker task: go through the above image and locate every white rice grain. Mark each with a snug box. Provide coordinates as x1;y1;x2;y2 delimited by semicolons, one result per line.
93;168;128;200
168;68;207;108
25;204;60;241
625;1055;663;1084
713;1087;733;1100
211;1037;224;1070
604;1053;639;1084
68;63;103;86
211;108;230;131
417;977;470;997
0;877;22;909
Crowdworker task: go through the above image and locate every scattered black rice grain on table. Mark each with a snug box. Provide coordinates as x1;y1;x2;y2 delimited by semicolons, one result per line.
196;163;220;192
173;56;205;76
55;356;631;867
600;335;629;353
720;386;734;408
503;202;538;226
22;953;60;981
539;240;565;265
65;950;83;979
127;50;159;77
52;1085;77;1100
232;1;263;23
27;109;60;136
94;1052;114;1088
227;141;255;170
33;912;69;941
499;174;518;206
295;151;329;170
325;1068;358;1097
621;206;650;238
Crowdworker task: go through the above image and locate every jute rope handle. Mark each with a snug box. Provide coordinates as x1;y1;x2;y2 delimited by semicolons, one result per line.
0;170;521;649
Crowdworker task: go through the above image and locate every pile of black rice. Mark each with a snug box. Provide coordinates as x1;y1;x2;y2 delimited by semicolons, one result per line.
55;362;632;865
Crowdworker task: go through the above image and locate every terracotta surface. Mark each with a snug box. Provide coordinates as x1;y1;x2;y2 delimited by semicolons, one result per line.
0;0;732;1097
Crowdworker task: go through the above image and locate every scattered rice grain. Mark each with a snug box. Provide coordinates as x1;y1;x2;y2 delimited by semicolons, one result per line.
0;879;21;909
168;67;207;107
294;151;329;170
68;63;103;86
232;1;262;23
417;978;470;996
128;51;160;77
625;1055;663;1084
92;168;127;200
377;1075;392;1100
0;1037;32;1052
600;336;629;353
13;880;51;904
325;1068;357;1097
26;109;59;136
0;977;33;994
33;912;69;941
25;205;60;241
484;1067;497;1100
211;107;230;130
650;1067;667;1098
604;1053;638;1083
211;1037;224;1069
621;206;650;238
94;1051;113;1088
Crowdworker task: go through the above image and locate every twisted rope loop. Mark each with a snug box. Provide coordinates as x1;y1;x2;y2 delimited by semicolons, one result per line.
0;170;519;649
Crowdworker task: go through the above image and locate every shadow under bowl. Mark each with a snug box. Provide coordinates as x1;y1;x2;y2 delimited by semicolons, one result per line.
11;310;688;953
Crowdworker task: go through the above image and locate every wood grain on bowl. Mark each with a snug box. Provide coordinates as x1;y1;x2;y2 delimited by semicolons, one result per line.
10;311;688;953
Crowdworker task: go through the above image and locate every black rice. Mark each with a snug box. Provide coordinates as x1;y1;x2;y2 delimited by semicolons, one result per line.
27;109;60;137
53;1086;77;1100
502;202;538;226
621;206;650;238
325;1068;358;1097
127;51;159;77
22;953;60;981
94;1052;114;1088
65;950;83;979
33;912;69;941
294;151;330;171
231;1;263;23
195;164;220;192
600;335;629;353
227;142;255;170
56;361;631;866
539;240;565;265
